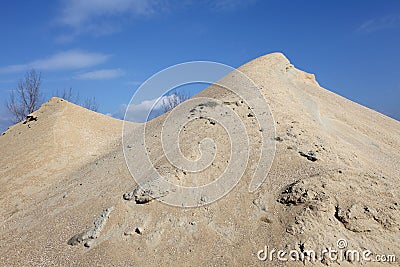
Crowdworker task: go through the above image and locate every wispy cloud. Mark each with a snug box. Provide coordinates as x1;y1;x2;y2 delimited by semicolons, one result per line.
113;94;180;122
114;99;158;122
56;0;164;37
55;0;255;39
0;50;110;73
211;0;258;11
75;68;124;80
59;0;157;27
358;14;400;33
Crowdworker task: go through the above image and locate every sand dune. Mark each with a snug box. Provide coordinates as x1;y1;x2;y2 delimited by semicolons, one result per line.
1;53;399;266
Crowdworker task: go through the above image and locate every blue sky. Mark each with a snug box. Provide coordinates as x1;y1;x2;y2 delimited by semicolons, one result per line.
1;0;399;132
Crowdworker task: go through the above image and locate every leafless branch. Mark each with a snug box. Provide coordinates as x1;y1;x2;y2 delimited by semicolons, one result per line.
83;97;99;112
161;90;190;113
55;87;80;103
6;69;43;123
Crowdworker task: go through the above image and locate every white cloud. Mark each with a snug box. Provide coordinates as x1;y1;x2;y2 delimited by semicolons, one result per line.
59;0;157;27
55;0;257;38
57;0;163;37
113;94;181;122
113;98;162;122
75;68;124;80
0;50;110;73
358;14;400;33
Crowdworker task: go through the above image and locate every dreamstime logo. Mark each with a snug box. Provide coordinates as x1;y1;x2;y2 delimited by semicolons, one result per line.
122;61;276;207
257;239;397;263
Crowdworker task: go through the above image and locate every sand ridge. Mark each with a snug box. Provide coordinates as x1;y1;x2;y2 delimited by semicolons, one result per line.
0;53;399;266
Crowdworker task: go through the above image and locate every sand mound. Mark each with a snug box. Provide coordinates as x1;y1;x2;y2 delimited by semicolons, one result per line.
1;53;399;266
0;97;121;203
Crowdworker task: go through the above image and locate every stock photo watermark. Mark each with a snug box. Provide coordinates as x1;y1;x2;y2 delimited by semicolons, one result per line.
122;61;276;207
257;239;396;263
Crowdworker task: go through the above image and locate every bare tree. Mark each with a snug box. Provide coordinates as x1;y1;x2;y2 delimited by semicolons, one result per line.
6;71;99;124
54;88;98;112
161;90;190;113
83;97;99;112
55;87;79;104
6;69;43;123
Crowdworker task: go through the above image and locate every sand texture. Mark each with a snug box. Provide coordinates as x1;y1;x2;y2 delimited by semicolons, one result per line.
1;53;399;266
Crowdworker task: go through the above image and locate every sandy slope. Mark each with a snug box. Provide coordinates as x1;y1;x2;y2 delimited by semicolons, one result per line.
0;53;399;266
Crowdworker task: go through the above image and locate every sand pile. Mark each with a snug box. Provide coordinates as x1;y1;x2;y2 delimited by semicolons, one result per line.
1;53;399;266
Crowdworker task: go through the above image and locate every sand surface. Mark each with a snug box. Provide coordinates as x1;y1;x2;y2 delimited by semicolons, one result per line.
1;53;399;266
